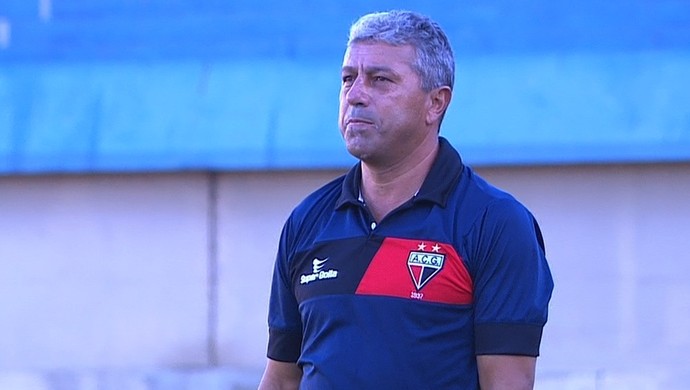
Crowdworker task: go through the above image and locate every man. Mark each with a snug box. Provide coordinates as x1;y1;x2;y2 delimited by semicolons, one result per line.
259;10;553;390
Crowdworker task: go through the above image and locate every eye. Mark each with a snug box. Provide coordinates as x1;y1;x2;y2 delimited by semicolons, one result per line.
372;75;392;84
342;75;354;85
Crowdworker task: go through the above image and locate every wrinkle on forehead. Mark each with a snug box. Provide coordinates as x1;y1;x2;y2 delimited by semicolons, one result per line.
342;42;416;69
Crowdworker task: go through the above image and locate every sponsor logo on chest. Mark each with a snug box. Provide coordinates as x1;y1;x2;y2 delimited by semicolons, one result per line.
300;257;339;285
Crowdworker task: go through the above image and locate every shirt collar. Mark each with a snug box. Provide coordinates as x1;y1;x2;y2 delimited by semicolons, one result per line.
336;137;464;209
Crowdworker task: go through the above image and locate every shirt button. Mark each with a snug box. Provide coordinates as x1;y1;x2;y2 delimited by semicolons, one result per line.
370;222;377;230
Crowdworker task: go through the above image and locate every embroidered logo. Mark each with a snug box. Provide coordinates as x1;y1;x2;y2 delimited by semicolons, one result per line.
407;242;445;290
312;257;329;273
300;257;339;285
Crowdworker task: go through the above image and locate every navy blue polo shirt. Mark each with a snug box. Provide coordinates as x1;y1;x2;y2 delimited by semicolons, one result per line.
267;137;553;389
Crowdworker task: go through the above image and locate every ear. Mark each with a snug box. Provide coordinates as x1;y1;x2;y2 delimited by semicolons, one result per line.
425;86;452;126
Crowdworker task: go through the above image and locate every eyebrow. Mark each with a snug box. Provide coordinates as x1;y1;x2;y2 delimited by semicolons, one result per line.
341;65;400;78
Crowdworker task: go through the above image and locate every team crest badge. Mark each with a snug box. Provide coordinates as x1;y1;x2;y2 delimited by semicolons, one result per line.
407;242;445;290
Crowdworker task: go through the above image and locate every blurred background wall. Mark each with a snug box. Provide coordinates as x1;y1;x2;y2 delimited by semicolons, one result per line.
1;1;689;389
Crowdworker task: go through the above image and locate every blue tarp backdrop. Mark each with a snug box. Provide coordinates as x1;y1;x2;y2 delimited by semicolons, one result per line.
1;0;689;173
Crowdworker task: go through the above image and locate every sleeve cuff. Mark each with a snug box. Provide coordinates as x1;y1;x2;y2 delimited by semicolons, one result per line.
475;322;544;357
267;327;302;362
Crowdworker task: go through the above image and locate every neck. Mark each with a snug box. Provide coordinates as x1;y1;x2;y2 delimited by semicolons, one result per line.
360;137;439;222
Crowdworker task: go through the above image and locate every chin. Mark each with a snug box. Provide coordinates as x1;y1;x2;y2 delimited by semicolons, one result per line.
343;141;370;159
344;135;381;162
345;145;366;160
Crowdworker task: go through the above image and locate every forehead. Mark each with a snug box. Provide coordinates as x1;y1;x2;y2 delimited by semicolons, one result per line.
342;42;417;71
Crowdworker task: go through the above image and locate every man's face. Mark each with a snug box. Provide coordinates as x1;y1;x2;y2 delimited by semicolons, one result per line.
339;42;431;166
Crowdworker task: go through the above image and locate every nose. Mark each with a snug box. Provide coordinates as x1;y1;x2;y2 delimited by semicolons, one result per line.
345;77;370;107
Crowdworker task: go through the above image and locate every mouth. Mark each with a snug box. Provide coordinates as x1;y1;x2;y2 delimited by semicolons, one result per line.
346;117;375;126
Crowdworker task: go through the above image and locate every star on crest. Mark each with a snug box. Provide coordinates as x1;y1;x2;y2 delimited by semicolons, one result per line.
431;244;441;252
417;242;427;251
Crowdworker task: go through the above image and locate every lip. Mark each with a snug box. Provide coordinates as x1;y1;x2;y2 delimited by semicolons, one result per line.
346;117;374;126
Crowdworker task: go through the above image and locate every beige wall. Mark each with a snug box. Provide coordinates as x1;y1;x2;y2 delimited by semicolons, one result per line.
0;163;689;389
478;164;690;389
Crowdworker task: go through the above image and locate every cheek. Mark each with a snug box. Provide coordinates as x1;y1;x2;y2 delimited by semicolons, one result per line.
337;102;346;127
398;96;427;124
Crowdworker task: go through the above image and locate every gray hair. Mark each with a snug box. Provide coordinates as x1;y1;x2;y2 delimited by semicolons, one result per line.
347;10;455;92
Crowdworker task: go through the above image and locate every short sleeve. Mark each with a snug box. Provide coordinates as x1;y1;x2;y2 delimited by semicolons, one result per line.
467;199;554;356
266;218;303;362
